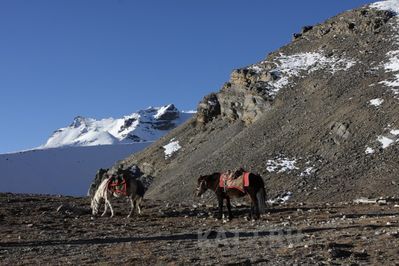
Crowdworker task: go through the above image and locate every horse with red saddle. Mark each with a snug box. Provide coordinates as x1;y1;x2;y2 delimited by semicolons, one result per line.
196;169;267;220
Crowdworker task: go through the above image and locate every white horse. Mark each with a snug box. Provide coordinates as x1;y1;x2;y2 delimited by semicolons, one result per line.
91;176;145;218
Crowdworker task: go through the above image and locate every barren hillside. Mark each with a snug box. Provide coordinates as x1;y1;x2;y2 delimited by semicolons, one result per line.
118;2;399;203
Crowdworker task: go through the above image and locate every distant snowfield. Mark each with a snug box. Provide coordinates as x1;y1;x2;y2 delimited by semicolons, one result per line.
0;143;150;196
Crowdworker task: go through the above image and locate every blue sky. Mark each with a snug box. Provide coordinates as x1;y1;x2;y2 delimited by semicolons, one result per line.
0;0;375;153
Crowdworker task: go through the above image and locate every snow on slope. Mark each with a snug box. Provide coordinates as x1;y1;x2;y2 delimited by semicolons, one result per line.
0;143;150;196
40;104;194;149
371;0;399;13
371;0;399;95
248;52;357;97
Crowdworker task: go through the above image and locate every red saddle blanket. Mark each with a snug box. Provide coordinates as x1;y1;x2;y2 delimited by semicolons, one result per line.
219;172;250;193
107;175;127;195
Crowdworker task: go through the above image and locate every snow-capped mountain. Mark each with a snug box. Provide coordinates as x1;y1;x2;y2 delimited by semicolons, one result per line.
40;104;194;149
0;104;194;196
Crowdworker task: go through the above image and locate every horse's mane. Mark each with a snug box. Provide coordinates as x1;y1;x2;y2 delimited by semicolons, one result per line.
200;172;219;182
94;178;109;198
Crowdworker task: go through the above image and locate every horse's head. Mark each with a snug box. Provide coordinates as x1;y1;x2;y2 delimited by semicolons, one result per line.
196;175;209;197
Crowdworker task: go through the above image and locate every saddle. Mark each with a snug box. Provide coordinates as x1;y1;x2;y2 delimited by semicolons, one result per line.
107;174;127;195
219;171;250;193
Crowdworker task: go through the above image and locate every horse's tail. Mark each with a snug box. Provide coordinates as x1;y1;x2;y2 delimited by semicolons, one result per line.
256;178;267;214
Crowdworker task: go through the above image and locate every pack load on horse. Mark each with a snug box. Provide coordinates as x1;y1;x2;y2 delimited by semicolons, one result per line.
108;172;127;195
219;167;249;193
90;164;145;218
196;169;267;220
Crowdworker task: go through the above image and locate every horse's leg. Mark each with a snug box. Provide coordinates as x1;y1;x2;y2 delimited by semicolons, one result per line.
136;198;142;215
108;200;115;217
226;197;233;220
249;192;260;220
127;197;134;218
250;202;254;220
217;195;223;220
101;200;108;217
105;195;115;218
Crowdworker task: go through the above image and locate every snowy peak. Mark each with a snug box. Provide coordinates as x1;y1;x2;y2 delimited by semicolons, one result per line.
154;104;179;120
40;104;194;149
70;116;91;128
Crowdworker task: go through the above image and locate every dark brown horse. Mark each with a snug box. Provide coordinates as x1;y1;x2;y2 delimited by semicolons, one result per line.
196;172;267;220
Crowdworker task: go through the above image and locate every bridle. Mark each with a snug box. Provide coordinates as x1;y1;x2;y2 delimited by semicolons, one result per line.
197;174;220;194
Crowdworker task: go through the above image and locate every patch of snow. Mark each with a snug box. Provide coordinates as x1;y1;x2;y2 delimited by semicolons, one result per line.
248;65;263;73
378;135;395;148
267;157;299;173
379;51;399;92
370;0;399;14
369;98;384;107
371;1;399;96
276;52;356;77
371;128;399;150
390;129;399;135
300;167;315;176
251;52;357;97
268;192;293;204
365;147;375;154
163;139;181;159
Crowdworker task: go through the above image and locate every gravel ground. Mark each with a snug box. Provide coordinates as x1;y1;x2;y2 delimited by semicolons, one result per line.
1;193;399;265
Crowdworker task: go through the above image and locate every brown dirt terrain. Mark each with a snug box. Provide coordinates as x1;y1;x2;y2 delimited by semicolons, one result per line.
1;193;399;265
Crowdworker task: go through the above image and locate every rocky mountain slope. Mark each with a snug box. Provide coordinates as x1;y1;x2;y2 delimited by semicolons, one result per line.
117;0;399;203
39;104;193;148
